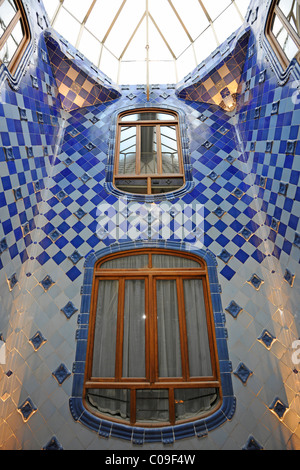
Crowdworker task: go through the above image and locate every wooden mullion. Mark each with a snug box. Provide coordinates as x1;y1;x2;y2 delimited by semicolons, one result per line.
0;10;21;48
275;4;300;48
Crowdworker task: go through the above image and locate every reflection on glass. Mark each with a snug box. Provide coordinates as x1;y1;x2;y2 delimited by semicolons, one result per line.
161;126;179;174
0;0;17;36
136;389;169;422
272;14;299;61
87;389;131;421
140;126;157;174
183;279;212;377
115;178;148;194
174;388;218;420
119;126;136;174
0;19;23;67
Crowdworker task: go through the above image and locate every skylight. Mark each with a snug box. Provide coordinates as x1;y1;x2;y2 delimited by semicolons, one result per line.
43;0;250;85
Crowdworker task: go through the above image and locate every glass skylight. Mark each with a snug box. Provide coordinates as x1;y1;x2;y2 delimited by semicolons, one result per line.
43;0;250;85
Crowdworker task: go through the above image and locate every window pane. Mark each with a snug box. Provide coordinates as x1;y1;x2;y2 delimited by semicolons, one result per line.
86;389;131;422
0;22;22;67
121;112;175;122
122;280;146;378
156;279;182;378
136;389;169;422
119;126;137;174
160;126;179;174
174;388;218;421
151;177;184;194
272;14;299;61
183;279;212;376
140;126;158;174
92;280;119;378
0;0;17;38
152;254;200;268
115;178;148;194
100;254;149;269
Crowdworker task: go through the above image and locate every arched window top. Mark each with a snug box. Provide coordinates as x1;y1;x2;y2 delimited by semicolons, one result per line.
119;109;177;122
96;249;206;270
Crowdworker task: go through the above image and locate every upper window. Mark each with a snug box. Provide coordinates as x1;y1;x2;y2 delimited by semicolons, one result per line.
266;0;300;69
114;109;185;195
0;0;30;76
83;249;222;427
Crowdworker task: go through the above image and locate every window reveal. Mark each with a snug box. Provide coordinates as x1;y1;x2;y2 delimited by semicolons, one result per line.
84;250;222;426
114;110;185;195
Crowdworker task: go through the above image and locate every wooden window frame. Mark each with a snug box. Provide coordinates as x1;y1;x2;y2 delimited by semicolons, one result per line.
83;249;222;427
114;109;185;196
0;0;30;76
266;0;300;70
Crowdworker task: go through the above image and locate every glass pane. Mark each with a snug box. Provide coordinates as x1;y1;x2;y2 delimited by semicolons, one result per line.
140;126;157;174
115;178;148;194
174;388;218;421
272;14;299;61
277;0;294;19
151;178;184;194
121;112;175;122
92;280;119;378
86;389;131;422
100;254;149;269
10;18;23;44
119;126;137;174
183;279;212;377
152;254;200;268
156;279;182;377
0;0;17;37
122;279;146;378
136;389;169;422
0;22;22;67
160;126;179;174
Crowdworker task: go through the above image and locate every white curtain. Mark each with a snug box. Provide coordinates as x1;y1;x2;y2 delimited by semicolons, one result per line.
183;279;213;377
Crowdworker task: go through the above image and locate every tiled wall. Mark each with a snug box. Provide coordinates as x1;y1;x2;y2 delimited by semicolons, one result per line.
0;0;299;450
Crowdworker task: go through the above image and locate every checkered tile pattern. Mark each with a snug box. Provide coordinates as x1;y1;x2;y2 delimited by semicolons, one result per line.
44;32;121;112
177;26;250;111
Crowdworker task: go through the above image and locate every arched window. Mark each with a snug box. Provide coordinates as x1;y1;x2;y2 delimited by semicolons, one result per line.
266;0;300;69
113;109;185;195
0;0;30;76
83;249;222;427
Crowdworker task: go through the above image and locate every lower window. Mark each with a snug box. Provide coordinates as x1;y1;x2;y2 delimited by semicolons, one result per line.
83;250;222;426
